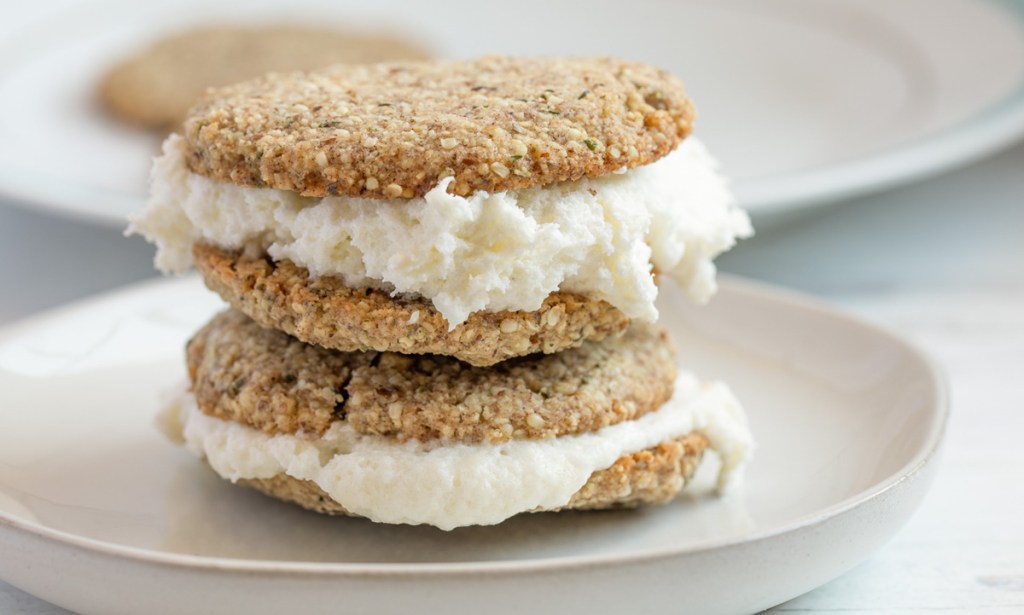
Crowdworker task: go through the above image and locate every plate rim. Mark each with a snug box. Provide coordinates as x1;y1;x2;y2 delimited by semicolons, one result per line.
0;0;1023;226
0;275;950;577
739;32;1024;218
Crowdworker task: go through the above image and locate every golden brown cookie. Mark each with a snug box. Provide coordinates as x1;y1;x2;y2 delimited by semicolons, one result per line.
187;309;677;444
183;55;695;198
236;433;708;517
100;25;432;129
193;242;631;367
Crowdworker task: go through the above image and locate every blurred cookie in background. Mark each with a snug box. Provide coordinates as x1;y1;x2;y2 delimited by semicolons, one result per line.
98;25;432;130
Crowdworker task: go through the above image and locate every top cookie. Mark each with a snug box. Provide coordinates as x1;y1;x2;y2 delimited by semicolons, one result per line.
100;25;432;129
183;56;695;198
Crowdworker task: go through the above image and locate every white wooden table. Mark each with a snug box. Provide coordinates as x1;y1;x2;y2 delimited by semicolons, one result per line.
1;141;1022;614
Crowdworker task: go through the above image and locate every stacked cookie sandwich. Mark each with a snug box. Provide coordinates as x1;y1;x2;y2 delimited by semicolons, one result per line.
130;56;755;530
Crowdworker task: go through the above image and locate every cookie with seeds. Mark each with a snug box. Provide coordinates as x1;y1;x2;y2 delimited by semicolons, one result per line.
182;55;695;197
186;309;675;443
100;25;432;129
193;243;630;367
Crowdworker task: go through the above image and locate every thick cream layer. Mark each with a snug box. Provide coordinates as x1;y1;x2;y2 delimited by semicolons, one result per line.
161;372;754;530
130;135;751;327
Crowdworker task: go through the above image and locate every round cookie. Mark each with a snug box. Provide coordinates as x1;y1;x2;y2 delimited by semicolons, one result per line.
236;433;709;517
100;25;432;129
183;55;695;197
187;309;677;444
193;242;631;367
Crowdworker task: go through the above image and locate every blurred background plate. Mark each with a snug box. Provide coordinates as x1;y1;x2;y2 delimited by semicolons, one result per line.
1;0;1023;227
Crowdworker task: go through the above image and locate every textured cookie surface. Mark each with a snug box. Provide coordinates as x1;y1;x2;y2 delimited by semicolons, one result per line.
186;309;677;444
193;243;630;366
183;55;695;197
100;25;431;129
237;432;708;518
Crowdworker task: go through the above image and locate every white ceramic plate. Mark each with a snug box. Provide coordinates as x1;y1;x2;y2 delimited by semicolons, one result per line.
0;277;945;615
1;0;1023;227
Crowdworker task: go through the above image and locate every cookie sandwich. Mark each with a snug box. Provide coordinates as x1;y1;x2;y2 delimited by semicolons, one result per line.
131;56;755;530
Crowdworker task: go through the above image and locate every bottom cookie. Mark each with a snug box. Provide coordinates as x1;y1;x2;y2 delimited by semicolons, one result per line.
237;432;709;517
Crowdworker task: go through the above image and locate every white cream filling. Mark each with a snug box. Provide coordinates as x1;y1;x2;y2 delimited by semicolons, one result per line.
129;135;751;328
162;371;754;530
